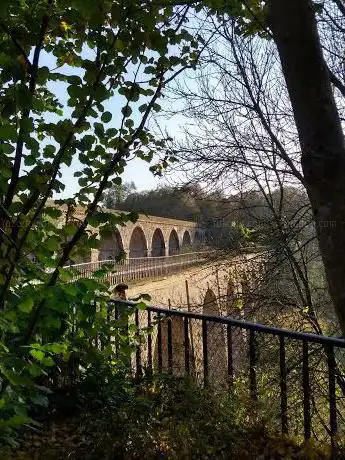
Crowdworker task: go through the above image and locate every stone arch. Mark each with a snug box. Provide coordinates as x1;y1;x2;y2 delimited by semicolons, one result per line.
98;230;123;261
182;230;192;248
226;280;237;316
203;288;219;315
168;229;180;255
194;230;202;244
129;226;148;258
241;275;251;316
151;228;166;257
203;288;227;386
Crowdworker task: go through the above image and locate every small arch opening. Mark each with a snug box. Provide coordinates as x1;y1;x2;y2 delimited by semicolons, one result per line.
98;230;124;261
194;230;202;245
182;230;192;249
168;229;180;255
151;228;166;257
129;227;148;258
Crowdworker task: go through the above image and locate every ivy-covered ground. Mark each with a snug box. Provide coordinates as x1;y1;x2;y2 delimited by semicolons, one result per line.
0;376;337;460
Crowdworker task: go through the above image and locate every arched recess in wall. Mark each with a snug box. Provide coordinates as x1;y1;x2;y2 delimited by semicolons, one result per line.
194;230;202;245
203;288;227;386
168;229;180;255
241;275;251;316
182;230;192;250
151;228;166;257
203;288;219;315
226;279;246;374
154;316;193;377
129;226;148;258
98;230;124;261
226;280;237;316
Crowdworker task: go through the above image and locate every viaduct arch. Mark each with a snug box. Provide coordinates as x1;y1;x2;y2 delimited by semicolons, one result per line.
60;205;206;262
151;228;165;257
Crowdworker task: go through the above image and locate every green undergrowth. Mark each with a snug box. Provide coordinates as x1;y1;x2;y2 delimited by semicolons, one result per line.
0;374;341;459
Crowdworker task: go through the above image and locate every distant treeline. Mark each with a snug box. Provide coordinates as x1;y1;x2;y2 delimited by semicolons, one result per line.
102;183;311;249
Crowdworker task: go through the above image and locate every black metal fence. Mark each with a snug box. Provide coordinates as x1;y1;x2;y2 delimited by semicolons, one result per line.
117;303;345;447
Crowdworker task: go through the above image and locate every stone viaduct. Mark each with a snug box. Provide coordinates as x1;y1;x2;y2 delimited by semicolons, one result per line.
59;204;205;263
96;213;204;261
129;251;265;383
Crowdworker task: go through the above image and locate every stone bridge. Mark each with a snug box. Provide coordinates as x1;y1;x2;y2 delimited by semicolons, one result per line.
61;205;205;264
96;213;205;261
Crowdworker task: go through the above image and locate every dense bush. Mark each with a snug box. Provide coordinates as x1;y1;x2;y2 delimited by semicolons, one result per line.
0;374;339;459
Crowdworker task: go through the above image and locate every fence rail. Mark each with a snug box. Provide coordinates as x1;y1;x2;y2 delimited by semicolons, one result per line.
68;251;214;283
110;301;345;447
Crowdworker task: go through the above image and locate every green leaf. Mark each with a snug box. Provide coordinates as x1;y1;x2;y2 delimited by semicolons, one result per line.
127;211;139;223
28;363;44;377
140;293;152;301
121;106;132;118
139;104;148;113
101;111;112;123
46;343;67;354
30;349;45;361
0;124;17;140
135;301;147;311
78;278;102;290
42;357;55;367
125;118;134;129
30;394;49;407
80;135;95;151
0;414;32;429
43;145;56;158
18;298;34;313
45;236;60;252
67;84;83;99
44;207;62;219
115;39;125;51
93;268;109;278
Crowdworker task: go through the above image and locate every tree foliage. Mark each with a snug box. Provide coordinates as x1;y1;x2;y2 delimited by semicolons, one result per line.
0;0;202;437
102;180;137;209
1;0;345;443
163;0;345;334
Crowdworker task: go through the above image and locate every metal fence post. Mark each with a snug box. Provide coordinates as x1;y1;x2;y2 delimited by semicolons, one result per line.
302;340;311;440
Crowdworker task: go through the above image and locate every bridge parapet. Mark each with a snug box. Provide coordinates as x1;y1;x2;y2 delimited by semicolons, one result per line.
69;251;213;284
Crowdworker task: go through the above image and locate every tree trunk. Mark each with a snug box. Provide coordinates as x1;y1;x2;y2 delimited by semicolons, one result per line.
267;0;345;335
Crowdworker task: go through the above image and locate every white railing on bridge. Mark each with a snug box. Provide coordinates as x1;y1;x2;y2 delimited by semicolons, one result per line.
68;251;214;284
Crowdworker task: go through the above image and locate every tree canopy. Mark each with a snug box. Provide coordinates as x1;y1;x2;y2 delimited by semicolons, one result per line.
2;0;345;440
0;0;204;435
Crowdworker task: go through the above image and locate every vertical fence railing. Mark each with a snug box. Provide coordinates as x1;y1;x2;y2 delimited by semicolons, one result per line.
302;340;311;440
112;302;345;446
327;344;338;448
279;336;288;434
227;323;233;387
67;251;214;283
